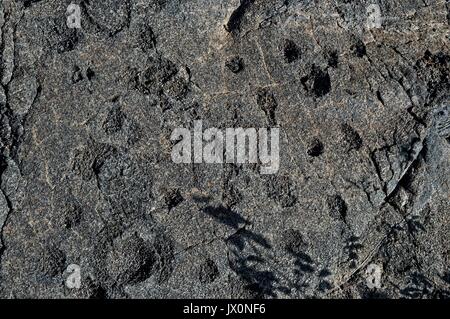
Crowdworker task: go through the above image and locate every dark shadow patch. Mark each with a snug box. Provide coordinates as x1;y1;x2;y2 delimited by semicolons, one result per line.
344;236;364;268
225;0;255;33
86;67;96;81
341;123;363;151
226;56;244;74
406;215;426;234
283;39;300;63
302;65;331;98
256;88;277;126
192;194;212;203
71;65;84;84
441;271;450;285
312;66;331;98
21;0;43;8
400;272;434;298
307;138;324;157
327;194;348;223
227;228;278;297
202;205;249;229
199;259;219;284
163;188;184;212
139;24;157;51
327;50;339;68
351;39;366;58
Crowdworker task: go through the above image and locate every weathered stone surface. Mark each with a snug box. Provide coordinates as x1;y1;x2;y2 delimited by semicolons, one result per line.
0;0;448;299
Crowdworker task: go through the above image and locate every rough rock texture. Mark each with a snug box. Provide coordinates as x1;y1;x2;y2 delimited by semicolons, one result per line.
0;0;448;298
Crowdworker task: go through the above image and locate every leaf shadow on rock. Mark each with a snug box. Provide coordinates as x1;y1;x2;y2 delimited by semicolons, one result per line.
282;232;317;292
202;205;250;229
400;272;434;298
201;204;288;297
344;235;364;269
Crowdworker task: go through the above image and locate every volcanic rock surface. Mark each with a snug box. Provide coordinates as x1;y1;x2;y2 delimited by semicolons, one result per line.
0;0;449;298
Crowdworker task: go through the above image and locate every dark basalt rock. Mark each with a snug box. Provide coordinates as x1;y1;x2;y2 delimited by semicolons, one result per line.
0;0;448;300
106;234;156;285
